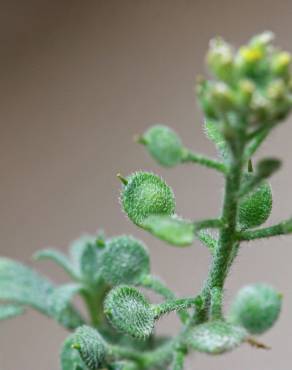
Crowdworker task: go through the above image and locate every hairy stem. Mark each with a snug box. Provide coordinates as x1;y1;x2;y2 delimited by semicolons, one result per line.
182;150;227;173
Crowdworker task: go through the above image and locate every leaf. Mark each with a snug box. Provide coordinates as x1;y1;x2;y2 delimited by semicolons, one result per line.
0;257;54;314
204;120;229;159
49;283;84;330
0;258;83;329
80;244;99;283
34;248;78;279
0;304;25;321
186;321;247;354
72;326;108;370
69;235;97;276
142;215;194;246
109;362;138;370
60;335;88;370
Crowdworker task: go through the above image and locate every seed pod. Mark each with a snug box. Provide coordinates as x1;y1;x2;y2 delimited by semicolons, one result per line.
100;235;150;285
141;125;184;167
104;285;155;339
121;172;175;226
186;321;247;354
72;326;108;370
238;175;272;229
230;283;282;334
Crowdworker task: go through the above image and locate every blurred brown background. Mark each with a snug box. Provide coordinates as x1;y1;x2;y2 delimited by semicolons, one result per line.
1;1;292;369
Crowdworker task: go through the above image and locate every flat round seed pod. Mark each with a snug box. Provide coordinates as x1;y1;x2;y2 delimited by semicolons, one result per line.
187;321;247;354
73;326;107;370
230;283;282;334
238;177;272;229
104;285;155;339
121;172;175;227
142;125;183;167
100;235;150;285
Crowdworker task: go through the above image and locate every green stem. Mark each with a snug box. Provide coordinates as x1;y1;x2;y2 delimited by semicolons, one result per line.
153;297;200;318
171;349;186;370
139;275;190;322
182;150;227;173
239;219;292;241
198;135;245;321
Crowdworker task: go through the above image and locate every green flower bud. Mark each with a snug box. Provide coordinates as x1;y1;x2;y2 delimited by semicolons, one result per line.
72;326;108;369
271;51;291;76
141;125;184;167
207;38;234;81
100;235;150;285
104;285;155;339
120;172;175;226
209;82;235;113
187;321;247;354
230;283;282;334
237;79;255;106
238;176;272;229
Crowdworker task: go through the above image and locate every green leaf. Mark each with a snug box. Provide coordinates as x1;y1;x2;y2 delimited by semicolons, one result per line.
0;257;53;314
109;362;138;370
0;304;25;321
142;215;194;246
100;235;150;285
204;120;229;159
60;335;88;370
34;248;77;279
186;321;247;354
69;235;97;276
49;283;84;330
0;258;83;329
72;326;108;370
104;285;155;339
80;244;99;283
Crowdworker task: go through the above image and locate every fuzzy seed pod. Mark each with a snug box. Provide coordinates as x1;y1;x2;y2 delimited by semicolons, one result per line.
100;235;150;285
121;172;175;226
141;125;184;167
73;326;108;369
187;321;247;354
104;285;155;339
230;283;282;334
238;176;272;229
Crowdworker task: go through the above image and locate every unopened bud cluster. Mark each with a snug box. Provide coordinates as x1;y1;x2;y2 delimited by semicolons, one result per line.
198;32;292;131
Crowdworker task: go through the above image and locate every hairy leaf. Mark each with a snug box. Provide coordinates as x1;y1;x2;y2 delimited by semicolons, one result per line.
80;244;99;283
69;235;98;276
0;304;25;321
49;283;84;330
204;120;229;159
34;248;77;279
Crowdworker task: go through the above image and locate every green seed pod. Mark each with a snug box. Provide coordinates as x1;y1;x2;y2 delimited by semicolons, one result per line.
238;175;272;229
104;285;155;339
121;172;175;226
100;235;150;285
141;125;184;167
187;321;247;354
230;283;282;334
72;326;108;370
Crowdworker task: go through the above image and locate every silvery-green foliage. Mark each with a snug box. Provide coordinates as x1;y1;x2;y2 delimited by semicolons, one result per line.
0;304;25;320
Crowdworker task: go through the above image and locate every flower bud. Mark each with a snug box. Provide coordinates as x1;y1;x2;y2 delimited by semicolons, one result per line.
207;38;234;81
104;285;155;339
237;79;255;106
271;51;291;76
100;235;150;285
141;125;184;167
120;172;175;226
230;284;282;334
238;175;272;229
